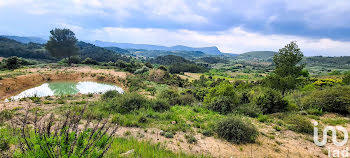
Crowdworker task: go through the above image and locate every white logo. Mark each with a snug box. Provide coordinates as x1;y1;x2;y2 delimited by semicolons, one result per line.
313;121;348;147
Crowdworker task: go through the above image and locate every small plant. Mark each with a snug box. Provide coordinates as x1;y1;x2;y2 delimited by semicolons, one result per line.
164;132;174;138
0;110;13;123
202;129;213;137
11;106;118;157
185;134;197;144
124;131;131;136
29;96;41;104
215;116;258;144
151;98;170;112
104;92;148;114
284;114;313;134
87;93;94;97
274;126;281;131
101;91;120;100
257;114;270;123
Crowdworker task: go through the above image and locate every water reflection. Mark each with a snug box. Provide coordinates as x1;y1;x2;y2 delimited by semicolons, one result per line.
8;81;124;101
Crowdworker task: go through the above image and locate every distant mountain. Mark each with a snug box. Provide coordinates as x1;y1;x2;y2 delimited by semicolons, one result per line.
0;35;47;44
90;40;222;55
237;51;277;60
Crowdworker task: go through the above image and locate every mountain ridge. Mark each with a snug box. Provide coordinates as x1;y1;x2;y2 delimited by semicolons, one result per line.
90;40;222;55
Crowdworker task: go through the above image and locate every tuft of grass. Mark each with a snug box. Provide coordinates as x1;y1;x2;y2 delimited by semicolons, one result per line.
322;117;350;126
105;137;209;158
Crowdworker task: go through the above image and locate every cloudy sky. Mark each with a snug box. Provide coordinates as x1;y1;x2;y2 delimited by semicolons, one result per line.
0;0;350;56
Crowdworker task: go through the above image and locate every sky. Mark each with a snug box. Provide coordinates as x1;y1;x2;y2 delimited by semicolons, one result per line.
0;0;350;56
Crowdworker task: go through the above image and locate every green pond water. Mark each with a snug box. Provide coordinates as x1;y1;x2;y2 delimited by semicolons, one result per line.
8;81;124;101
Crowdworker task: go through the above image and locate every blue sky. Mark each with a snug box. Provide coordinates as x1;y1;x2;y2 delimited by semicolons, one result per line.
0;0;350;56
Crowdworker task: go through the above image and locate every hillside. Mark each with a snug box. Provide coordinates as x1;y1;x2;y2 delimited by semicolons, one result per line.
0;37;52;60
123;49;206;59
0;37;130;62
237;51;277;60
303;56;350;68
0;35;47;44
77;42;130;62
91;40;222;55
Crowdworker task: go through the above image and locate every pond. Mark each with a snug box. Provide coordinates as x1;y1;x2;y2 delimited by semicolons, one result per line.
7;81;124;101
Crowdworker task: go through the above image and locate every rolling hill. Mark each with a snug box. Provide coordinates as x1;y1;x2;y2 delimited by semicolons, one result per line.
91;40;222;55
237;51;277;60
0;35;47;44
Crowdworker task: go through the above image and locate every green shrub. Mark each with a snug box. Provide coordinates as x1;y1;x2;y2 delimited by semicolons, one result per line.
179;93;195;105
68;55;81;64
13;109;117;157
101;90;121;100
82;57;98;65
284;114;313;134
104;92;149;113
204;82;239;114
235;104;262;118
343;74;350;85
164;132;174;138
257;114;271;123
255;88;288;114
207;96;236;114
204;82;238;104
201;129;213;137
158;89;182;106
0;110;13;123
151;98;170;112
4;56;20;70
215;116;258;144
302;86;350;115
134;66;149;74
0;130;10;151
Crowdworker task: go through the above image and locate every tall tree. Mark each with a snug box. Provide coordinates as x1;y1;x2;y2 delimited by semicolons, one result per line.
265;41;305;95
45;28;79;65
273;41;304;77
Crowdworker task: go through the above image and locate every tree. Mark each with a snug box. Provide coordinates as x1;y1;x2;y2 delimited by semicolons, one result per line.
45;28;79;65
5;56;20;70
265;41;304;95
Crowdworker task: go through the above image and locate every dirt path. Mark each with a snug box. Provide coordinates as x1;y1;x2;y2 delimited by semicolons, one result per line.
0;66;129;100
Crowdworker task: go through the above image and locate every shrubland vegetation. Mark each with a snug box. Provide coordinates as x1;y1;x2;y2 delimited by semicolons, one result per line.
2;29;350;157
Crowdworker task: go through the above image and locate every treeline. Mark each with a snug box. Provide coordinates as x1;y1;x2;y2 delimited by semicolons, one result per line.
198;56;228;64
78;42;130;62
0;37;53;60
0;37;131;63
150;55;208;73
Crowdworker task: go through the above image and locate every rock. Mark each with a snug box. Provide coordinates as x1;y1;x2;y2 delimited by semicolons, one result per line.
120;149;134;156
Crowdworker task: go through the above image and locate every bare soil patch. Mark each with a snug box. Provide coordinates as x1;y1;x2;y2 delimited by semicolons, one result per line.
0;66;129;100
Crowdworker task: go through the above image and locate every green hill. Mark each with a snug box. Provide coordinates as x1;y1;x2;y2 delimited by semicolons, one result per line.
124;49;206;59
237;51;277;60
0;37;52;60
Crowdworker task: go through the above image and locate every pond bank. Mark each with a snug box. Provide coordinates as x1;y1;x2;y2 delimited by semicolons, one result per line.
0;67;128;100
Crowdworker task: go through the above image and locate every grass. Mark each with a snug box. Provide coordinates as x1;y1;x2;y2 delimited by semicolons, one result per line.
92;104;223;133
105;137;209;158
321;117;350;126
0;127;207;158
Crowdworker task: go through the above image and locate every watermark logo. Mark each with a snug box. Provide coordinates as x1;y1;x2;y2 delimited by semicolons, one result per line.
313;121;349;157
313;121;348;147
